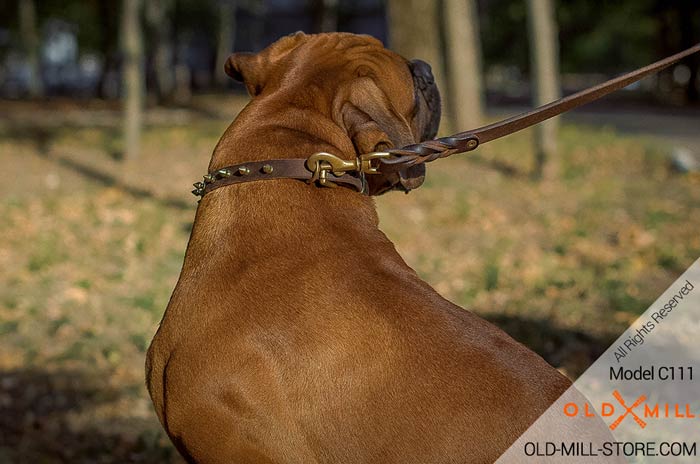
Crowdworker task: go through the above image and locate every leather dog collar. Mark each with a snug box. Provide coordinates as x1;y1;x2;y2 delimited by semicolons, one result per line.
192;158;365;198
193;43;700;200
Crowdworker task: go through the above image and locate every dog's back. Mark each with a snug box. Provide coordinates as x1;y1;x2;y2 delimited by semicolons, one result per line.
147;180;571;463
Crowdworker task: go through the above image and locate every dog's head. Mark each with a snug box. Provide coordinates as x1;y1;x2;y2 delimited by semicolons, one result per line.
225;32;441;195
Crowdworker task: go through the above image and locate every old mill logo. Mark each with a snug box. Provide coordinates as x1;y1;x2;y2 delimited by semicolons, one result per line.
563;390;696;430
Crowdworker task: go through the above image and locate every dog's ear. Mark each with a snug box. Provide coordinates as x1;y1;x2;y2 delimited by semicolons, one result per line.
225;52;262;96
337;77;425;194
339;77;414;153
225;31;307;97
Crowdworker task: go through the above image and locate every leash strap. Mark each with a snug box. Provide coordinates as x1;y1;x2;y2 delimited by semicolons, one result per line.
380;42;700;171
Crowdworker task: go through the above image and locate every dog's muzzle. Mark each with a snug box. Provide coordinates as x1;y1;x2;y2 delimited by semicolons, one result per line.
391;59;441;193
409;59;441;141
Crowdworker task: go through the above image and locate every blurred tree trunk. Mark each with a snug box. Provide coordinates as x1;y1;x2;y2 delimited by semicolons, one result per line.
444;0;484;129
18;0;43;98
173;63;192;104
146;0;174;100
311;0;338;33
121;0;144;160
215;0;236;87
171;0;191;105
387;0;449;134
526;0;560;180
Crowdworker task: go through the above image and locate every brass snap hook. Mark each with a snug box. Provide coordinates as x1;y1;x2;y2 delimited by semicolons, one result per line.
359;151;391;174
305;151;392;188
306;152;358;176
306;152;358;187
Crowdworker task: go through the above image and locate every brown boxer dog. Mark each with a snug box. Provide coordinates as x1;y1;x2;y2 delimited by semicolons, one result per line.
146;32;573;463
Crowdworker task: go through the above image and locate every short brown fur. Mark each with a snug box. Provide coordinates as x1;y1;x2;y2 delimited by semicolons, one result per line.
146;32;573;463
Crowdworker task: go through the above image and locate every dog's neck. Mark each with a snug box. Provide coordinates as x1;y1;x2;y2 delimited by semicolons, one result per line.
209;93;355;170
182;97;387;272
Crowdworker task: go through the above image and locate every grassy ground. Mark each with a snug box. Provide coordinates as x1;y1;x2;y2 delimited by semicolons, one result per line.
1;96;698;462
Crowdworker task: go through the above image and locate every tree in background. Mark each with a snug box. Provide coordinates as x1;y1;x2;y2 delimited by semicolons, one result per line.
526;0;560;180
311;0;339;33
121;0;144;160
215;0;237;87
18;0;43;98
444;0;484;129
4;0;696;109
146;0;175;100
387;0;451;133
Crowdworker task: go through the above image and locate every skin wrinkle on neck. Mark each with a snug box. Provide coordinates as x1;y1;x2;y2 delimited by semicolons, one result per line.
211;101;358;172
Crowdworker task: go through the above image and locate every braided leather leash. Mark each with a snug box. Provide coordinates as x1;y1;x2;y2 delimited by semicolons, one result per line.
194;43;700;198
380;42;700;171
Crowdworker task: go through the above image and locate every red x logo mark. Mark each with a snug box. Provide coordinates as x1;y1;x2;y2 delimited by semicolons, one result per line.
609;390;647;430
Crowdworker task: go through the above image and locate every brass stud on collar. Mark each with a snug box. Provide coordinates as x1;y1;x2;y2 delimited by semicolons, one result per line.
238;166;250;176
203;174;215;183
262;164;274;174
217;169;231;178
466;139;478;149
